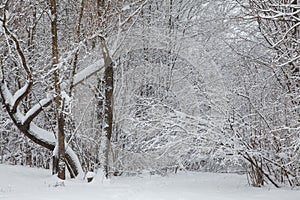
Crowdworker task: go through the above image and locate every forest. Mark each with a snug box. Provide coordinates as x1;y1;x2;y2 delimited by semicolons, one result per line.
0;0;299;189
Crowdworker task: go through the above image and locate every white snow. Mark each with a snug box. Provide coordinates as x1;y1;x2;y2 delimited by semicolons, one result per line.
22;97;52;124
0;82;14;107
1;81;55;146
122;4;131;11
11;83;29;108
28;123;56;145
73;60;104;86
61;91;71;106
0;164;299;200
65;146;84;178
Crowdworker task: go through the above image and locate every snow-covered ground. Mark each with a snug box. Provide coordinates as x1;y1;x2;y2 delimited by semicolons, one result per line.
0;164;299;200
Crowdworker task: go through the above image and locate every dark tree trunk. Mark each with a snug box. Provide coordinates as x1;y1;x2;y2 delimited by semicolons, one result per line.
100;37;114;178
49;0;66;180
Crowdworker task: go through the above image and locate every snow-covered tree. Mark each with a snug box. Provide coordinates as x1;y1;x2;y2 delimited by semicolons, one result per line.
220;0;300;187
0;0;148;179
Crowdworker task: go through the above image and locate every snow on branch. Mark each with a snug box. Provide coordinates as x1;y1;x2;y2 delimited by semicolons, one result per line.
28;123;56;147
120;0;148;27
0;80;13;107
65;146;84;178
14;110;55;148
23;97;53;125
11;82;32;113
73;59;105;86
0;80;55;147
0;80;33;113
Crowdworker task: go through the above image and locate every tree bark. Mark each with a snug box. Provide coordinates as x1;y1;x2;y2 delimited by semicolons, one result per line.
69;0;85;96
100;37;114;178
49;0;66;180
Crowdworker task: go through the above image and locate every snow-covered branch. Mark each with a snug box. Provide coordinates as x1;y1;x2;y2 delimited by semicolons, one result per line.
120;0;148;27
11;82;32;113
73;60;105;87
23;97;53;125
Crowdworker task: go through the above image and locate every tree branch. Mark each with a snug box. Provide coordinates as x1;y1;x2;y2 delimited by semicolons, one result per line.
1;9;33;113
23;97;53;125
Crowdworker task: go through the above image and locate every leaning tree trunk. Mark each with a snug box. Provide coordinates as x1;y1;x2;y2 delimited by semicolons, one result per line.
0;80;82;178
0;1;113;179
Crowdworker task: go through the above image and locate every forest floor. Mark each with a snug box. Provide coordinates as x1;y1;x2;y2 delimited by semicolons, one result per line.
0;164;299;200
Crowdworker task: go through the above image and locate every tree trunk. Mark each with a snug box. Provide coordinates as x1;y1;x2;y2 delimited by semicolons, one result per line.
49;0;66;180
100;37;114;178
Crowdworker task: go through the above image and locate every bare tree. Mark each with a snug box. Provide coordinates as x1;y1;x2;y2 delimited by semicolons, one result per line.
0;0;148;179
0;0;102;179
245;0;300;123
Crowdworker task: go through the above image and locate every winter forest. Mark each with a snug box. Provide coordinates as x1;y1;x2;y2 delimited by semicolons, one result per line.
0;0;300;195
